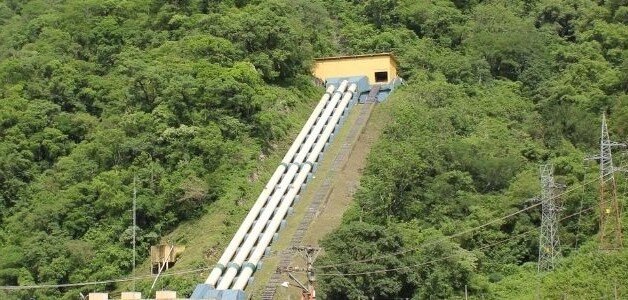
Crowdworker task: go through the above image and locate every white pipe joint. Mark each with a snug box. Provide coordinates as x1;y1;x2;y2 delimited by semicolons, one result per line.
301;161;315;171
213;263;225;272
331;90;343;99
241;262;256;272
225;262;240;272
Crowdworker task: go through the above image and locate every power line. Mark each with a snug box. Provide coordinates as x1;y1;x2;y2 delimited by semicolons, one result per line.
0;267;212;290
315;176;600;270
310;198;606;277
132;175;137;292
574;169;588;248
315;230;534;277
316;202;541;269
0;159;609;291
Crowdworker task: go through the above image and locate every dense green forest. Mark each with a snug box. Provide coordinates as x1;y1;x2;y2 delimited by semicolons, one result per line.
0;0;327;299
315;0;628;299
0;0;627;299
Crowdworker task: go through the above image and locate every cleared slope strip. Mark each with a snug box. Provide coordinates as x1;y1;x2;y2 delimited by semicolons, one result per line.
246;96;393;299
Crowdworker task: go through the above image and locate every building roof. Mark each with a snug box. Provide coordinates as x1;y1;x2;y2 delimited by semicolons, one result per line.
314;52;398;65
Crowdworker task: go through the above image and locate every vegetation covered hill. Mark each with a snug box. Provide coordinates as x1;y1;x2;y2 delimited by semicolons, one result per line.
0;0;333;299
0;0;627;299
314;0;628;299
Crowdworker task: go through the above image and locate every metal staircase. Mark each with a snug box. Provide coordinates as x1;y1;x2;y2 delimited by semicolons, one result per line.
260;99;377;300
366;84;381;103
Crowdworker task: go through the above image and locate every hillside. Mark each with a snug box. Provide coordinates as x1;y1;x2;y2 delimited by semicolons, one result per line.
314;0;628;299
0;1;334;299
1;0;628;299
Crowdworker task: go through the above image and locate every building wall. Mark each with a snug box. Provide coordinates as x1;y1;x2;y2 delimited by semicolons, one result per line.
313;55;397;85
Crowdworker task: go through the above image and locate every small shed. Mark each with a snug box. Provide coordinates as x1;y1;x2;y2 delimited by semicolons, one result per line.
312;53;398;85
150;244;185;274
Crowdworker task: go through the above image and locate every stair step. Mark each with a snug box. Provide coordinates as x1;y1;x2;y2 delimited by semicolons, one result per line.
258;101;377;299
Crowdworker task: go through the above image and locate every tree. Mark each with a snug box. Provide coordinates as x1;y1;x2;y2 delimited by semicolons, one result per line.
465;4;550;80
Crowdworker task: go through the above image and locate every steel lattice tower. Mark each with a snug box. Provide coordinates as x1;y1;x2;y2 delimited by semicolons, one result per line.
593;114;623;250
538;164;561;272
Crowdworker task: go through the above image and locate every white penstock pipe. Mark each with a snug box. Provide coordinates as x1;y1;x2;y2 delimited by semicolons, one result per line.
231;84;357;290
215;81;349;290
281;85;337;163
204;84;336;286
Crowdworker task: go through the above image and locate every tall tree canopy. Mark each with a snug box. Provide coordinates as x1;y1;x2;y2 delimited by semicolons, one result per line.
1;0;627;299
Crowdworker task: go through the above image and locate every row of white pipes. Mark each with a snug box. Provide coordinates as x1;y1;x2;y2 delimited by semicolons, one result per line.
203;81;357;290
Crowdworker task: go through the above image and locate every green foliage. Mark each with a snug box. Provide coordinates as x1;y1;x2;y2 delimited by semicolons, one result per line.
464;3;552;80
317;0;628;298
0;0;326;298
492;242;628;298
397;0;466;47
2;0;628;298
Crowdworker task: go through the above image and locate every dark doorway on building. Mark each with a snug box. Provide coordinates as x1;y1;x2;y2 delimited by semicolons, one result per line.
374;71;388;83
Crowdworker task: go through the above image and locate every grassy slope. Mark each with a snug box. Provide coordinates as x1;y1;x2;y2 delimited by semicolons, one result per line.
491;242;628;299
248;95;394;299
111;85;326;297
242;99;367;298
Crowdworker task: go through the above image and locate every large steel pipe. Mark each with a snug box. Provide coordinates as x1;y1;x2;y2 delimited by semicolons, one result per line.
281;85;337;164
215;81;349;289
231;84;358;290
204;84;336;286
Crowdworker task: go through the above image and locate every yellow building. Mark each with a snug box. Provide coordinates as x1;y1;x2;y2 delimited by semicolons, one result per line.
312;53;398;85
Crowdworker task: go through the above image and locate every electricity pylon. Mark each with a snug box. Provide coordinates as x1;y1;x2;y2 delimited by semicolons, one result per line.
588;114;623;250
538;164;561;272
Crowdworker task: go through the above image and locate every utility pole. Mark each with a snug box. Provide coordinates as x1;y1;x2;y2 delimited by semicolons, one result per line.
132;175;137;291
538;164;561;272
587;114;623;250
292;246;320;300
